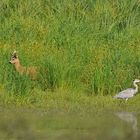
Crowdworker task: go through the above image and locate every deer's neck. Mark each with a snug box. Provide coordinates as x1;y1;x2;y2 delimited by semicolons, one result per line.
14;62;25;74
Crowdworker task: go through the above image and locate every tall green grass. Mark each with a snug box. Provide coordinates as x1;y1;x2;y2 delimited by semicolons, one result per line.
0;0;140;97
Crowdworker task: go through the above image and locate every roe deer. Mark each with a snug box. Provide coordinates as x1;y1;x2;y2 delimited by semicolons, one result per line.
9;51;38;80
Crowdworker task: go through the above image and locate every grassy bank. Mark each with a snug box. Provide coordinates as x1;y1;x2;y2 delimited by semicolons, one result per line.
1;88;140;113
0;0;140;108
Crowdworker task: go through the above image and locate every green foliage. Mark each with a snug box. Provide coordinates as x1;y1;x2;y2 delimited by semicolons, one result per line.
0;0;140;97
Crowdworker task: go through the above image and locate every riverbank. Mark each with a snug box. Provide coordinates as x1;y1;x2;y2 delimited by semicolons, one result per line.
1;88;140;113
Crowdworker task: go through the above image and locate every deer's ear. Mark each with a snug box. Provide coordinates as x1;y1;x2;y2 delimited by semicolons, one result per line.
12;50;17;57
13;54;16;58
11;54;17;58
13;50;17;54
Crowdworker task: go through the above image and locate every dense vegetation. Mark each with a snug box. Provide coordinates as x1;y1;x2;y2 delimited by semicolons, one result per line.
0;0;140;109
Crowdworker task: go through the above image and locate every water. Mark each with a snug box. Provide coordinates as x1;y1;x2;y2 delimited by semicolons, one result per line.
0;108;139;140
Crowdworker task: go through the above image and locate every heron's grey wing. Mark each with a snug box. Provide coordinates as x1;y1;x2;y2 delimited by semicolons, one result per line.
114;88;135;99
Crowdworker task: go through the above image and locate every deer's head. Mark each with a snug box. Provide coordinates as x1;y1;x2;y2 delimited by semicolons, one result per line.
9;51;20;64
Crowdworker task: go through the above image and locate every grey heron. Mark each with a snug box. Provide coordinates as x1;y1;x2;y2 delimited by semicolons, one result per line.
114;79;140;100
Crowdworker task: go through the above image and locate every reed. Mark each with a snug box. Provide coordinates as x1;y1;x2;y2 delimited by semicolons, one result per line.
0;0;140;98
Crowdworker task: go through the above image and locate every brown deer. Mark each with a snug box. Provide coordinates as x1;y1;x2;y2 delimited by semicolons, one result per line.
9;51;38;80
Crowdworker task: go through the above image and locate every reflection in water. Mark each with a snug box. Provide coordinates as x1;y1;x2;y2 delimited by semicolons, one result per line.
0;108;139;140
115;112;138;136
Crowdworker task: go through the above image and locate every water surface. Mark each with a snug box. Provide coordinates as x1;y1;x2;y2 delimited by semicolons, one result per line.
0;108;139;140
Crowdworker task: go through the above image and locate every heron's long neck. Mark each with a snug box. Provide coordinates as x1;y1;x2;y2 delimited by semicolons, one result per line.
134;82;138;93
